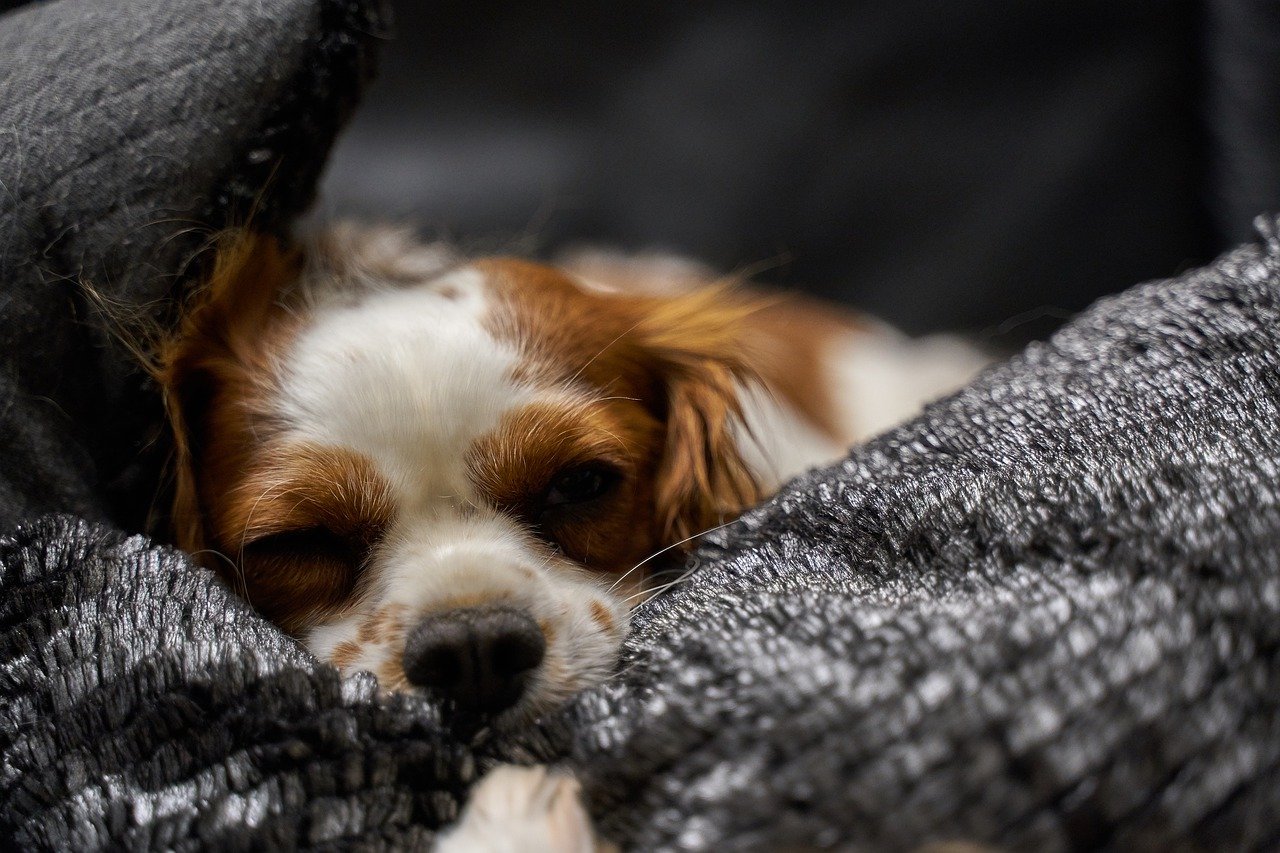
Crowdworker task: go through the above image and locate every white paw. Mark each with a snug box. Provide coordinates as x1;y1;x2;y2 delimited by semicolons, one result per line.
435;765;604;853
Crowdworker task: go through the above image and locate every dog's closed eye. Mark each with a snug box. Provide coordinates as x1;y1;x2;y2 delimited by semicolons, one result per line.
244;525;367;567
236;523;382;629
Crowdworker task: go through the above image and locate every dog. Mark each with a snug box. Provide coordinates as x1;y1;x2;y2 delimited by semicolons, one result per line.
158;222;988;849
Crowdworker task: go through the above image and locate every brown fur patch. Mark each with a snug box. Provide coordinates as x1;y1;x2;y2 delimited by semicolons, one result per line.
220;443;393;544
159;233;394;634
159;231;303;555
556;252;867;444
330;641;362;669
588;600;615;635
477;258;766;549
217;442;394;632
740;293;868;444
358;603;408;646
639;288;762;540
467;399;663;575
376;659;411;692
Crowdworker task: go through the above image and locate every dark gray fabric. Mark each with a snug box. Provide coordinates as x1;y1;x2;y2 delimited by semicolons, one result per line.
541;218;1280;851
322;0;1233;346
0;517;473;849
5;222;1280;849
0;0;383;533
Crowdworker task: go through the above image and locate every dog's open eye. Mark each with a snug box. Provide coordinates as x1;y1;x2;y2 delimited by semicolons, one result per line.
544;463;619;508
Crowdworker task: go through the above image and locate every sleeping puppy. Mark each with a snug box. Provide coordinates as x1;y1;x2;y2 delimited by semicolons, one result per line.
158;223;987;848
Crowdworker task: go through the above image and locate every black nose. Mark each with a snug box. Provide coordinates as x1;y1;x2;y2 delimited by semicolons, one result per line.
402;607;546;715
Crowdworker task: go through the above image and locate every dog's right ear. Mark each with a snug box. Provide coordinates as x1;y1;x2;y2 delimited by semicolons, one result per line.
157;232;299;554
627;286;768;544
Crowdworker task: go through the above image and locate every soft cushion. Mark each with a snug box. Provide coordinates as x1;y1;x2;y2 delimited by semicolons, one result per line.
0;0;383;533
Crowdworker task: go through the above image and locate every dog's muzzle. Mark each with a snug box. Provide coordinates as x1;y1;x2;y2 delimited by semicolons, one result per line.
402;606;546;716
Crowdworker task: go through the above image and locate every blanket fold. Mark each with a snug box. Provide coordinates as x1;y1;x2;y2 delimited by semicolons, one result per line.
1;516;476;849
538;219;1280;850
0;0;385;532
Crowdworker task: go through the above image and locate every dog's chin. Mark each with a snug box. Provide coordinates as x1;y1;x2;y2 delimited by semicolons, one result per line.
373;677;575;739
447;692;551;735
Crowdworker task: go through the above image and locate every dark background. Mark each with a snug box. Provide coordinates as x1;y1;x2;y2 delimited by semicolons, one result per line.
319;0;1279;345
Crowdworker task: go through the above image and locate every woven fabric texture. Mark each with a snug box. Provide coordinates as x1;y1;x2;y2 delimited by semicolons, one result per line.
5;226;1280;849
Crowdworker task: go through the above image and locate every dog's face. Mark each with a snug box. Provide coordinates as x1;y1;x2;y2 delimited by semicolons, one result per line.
161;226;761;721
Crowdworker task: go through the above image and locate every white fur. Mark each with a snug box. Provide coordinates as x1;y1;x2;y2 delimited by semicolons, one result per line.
830;325;991;442
435;766;600;853
735;382;846;491
734;328;989;490
279;266;518;494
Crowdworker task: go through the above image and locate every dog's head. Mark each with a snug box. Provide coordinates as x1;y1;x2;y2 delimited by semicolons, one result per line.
160;225;763;722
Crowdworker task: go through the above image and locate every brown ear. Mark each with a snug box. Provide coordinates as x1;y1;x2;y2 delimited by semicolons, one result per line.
157;232;299;554
633;287;767;543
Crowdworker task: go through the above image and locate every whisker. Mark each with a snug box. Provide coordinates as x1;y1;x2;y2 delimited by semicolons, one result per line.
625;571;694;605
566;318;647;388
606;564;644;596
187;548;250;604
606;517;740;595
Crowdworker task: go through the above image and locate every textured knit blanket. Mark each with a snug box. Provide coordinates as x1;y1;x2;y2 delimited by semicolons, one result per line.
3;0;1280;849
7;230;1280;849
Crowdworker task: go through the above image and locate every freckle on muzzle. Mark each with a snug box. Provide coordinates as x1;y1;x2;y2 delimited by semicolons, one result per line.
402;606;546;717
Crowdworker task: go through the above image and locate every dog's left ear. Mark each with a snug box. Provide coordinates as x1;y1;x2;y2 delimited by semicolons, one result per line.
157;232;299;554
631;287;766;543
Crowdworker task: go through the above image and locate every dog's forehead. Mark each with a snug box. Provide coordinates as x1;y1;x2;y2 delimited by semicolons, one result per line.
270;257;645;510
275;265;535;498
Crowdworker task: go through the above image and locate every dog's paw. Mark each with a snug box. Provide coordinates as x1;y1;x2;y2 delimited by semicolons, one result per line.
435;765;608;853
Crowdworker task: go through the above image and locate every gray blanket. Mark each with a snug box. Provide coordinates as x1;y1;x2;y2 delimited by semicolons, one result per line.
7;226;1280;849
544;222;1280;849
3;0;1279;849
